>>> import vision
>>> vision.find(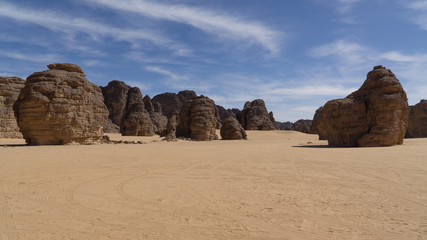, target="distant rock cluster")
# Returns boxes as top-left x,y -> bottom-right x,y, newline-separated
2,63 -> 426,146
